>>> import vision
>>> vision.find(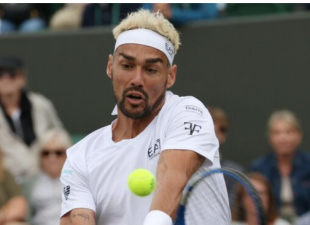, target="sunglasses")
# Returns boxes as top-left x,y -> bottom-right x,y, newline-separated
0,69 -> 17,78
41,149 -> 66,158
